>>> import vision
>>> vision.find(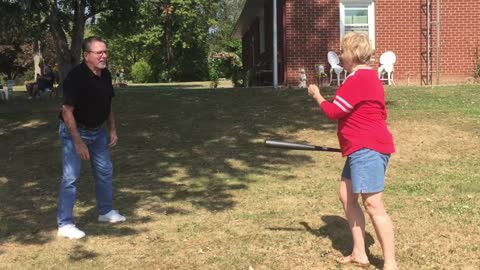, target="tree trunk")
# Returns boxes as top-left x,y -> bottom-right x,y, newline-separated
159,1 -> 174,66
47,0 -> 86,90
33,40 -> 43,78
70,0 -> 87,64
